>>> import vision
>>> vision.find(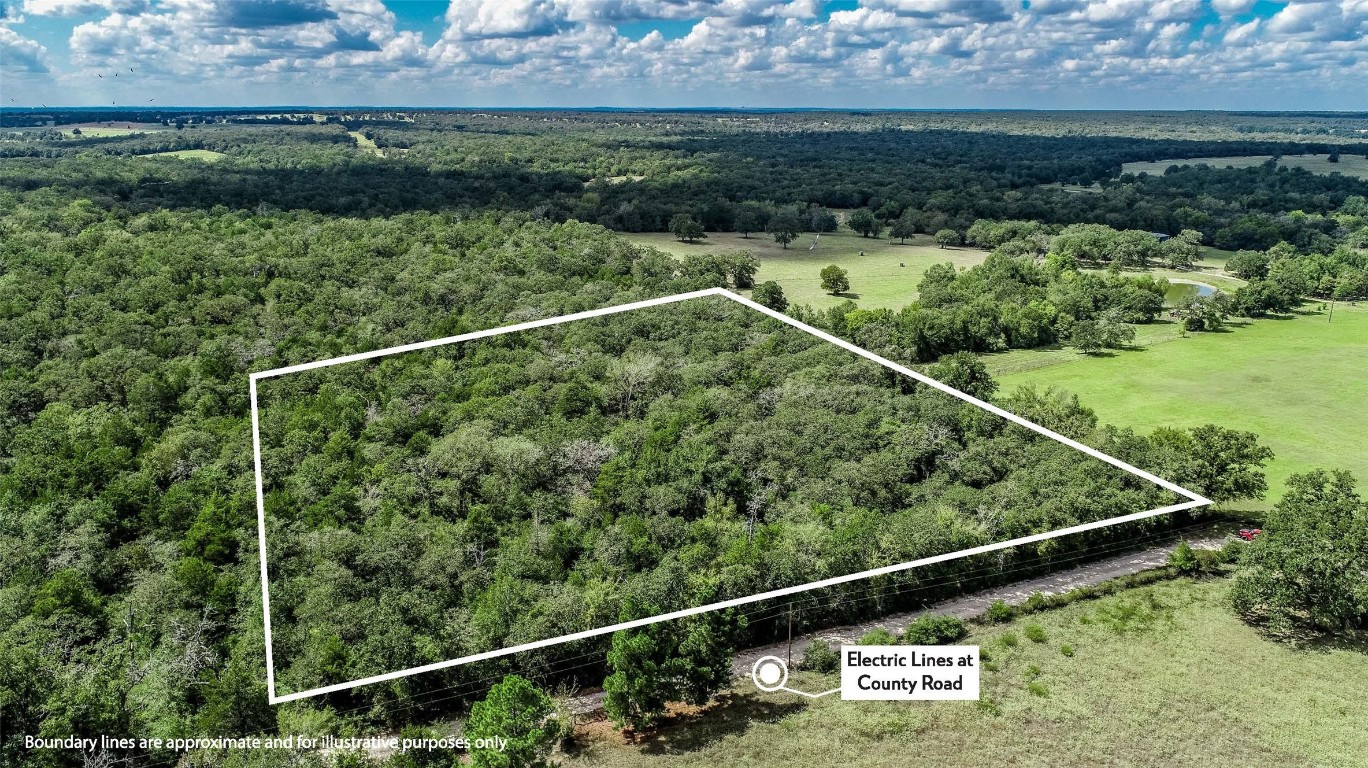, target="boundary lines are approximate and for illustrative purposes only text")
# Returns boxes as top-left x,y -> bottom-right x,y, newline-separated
249,287 -> 1212,704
